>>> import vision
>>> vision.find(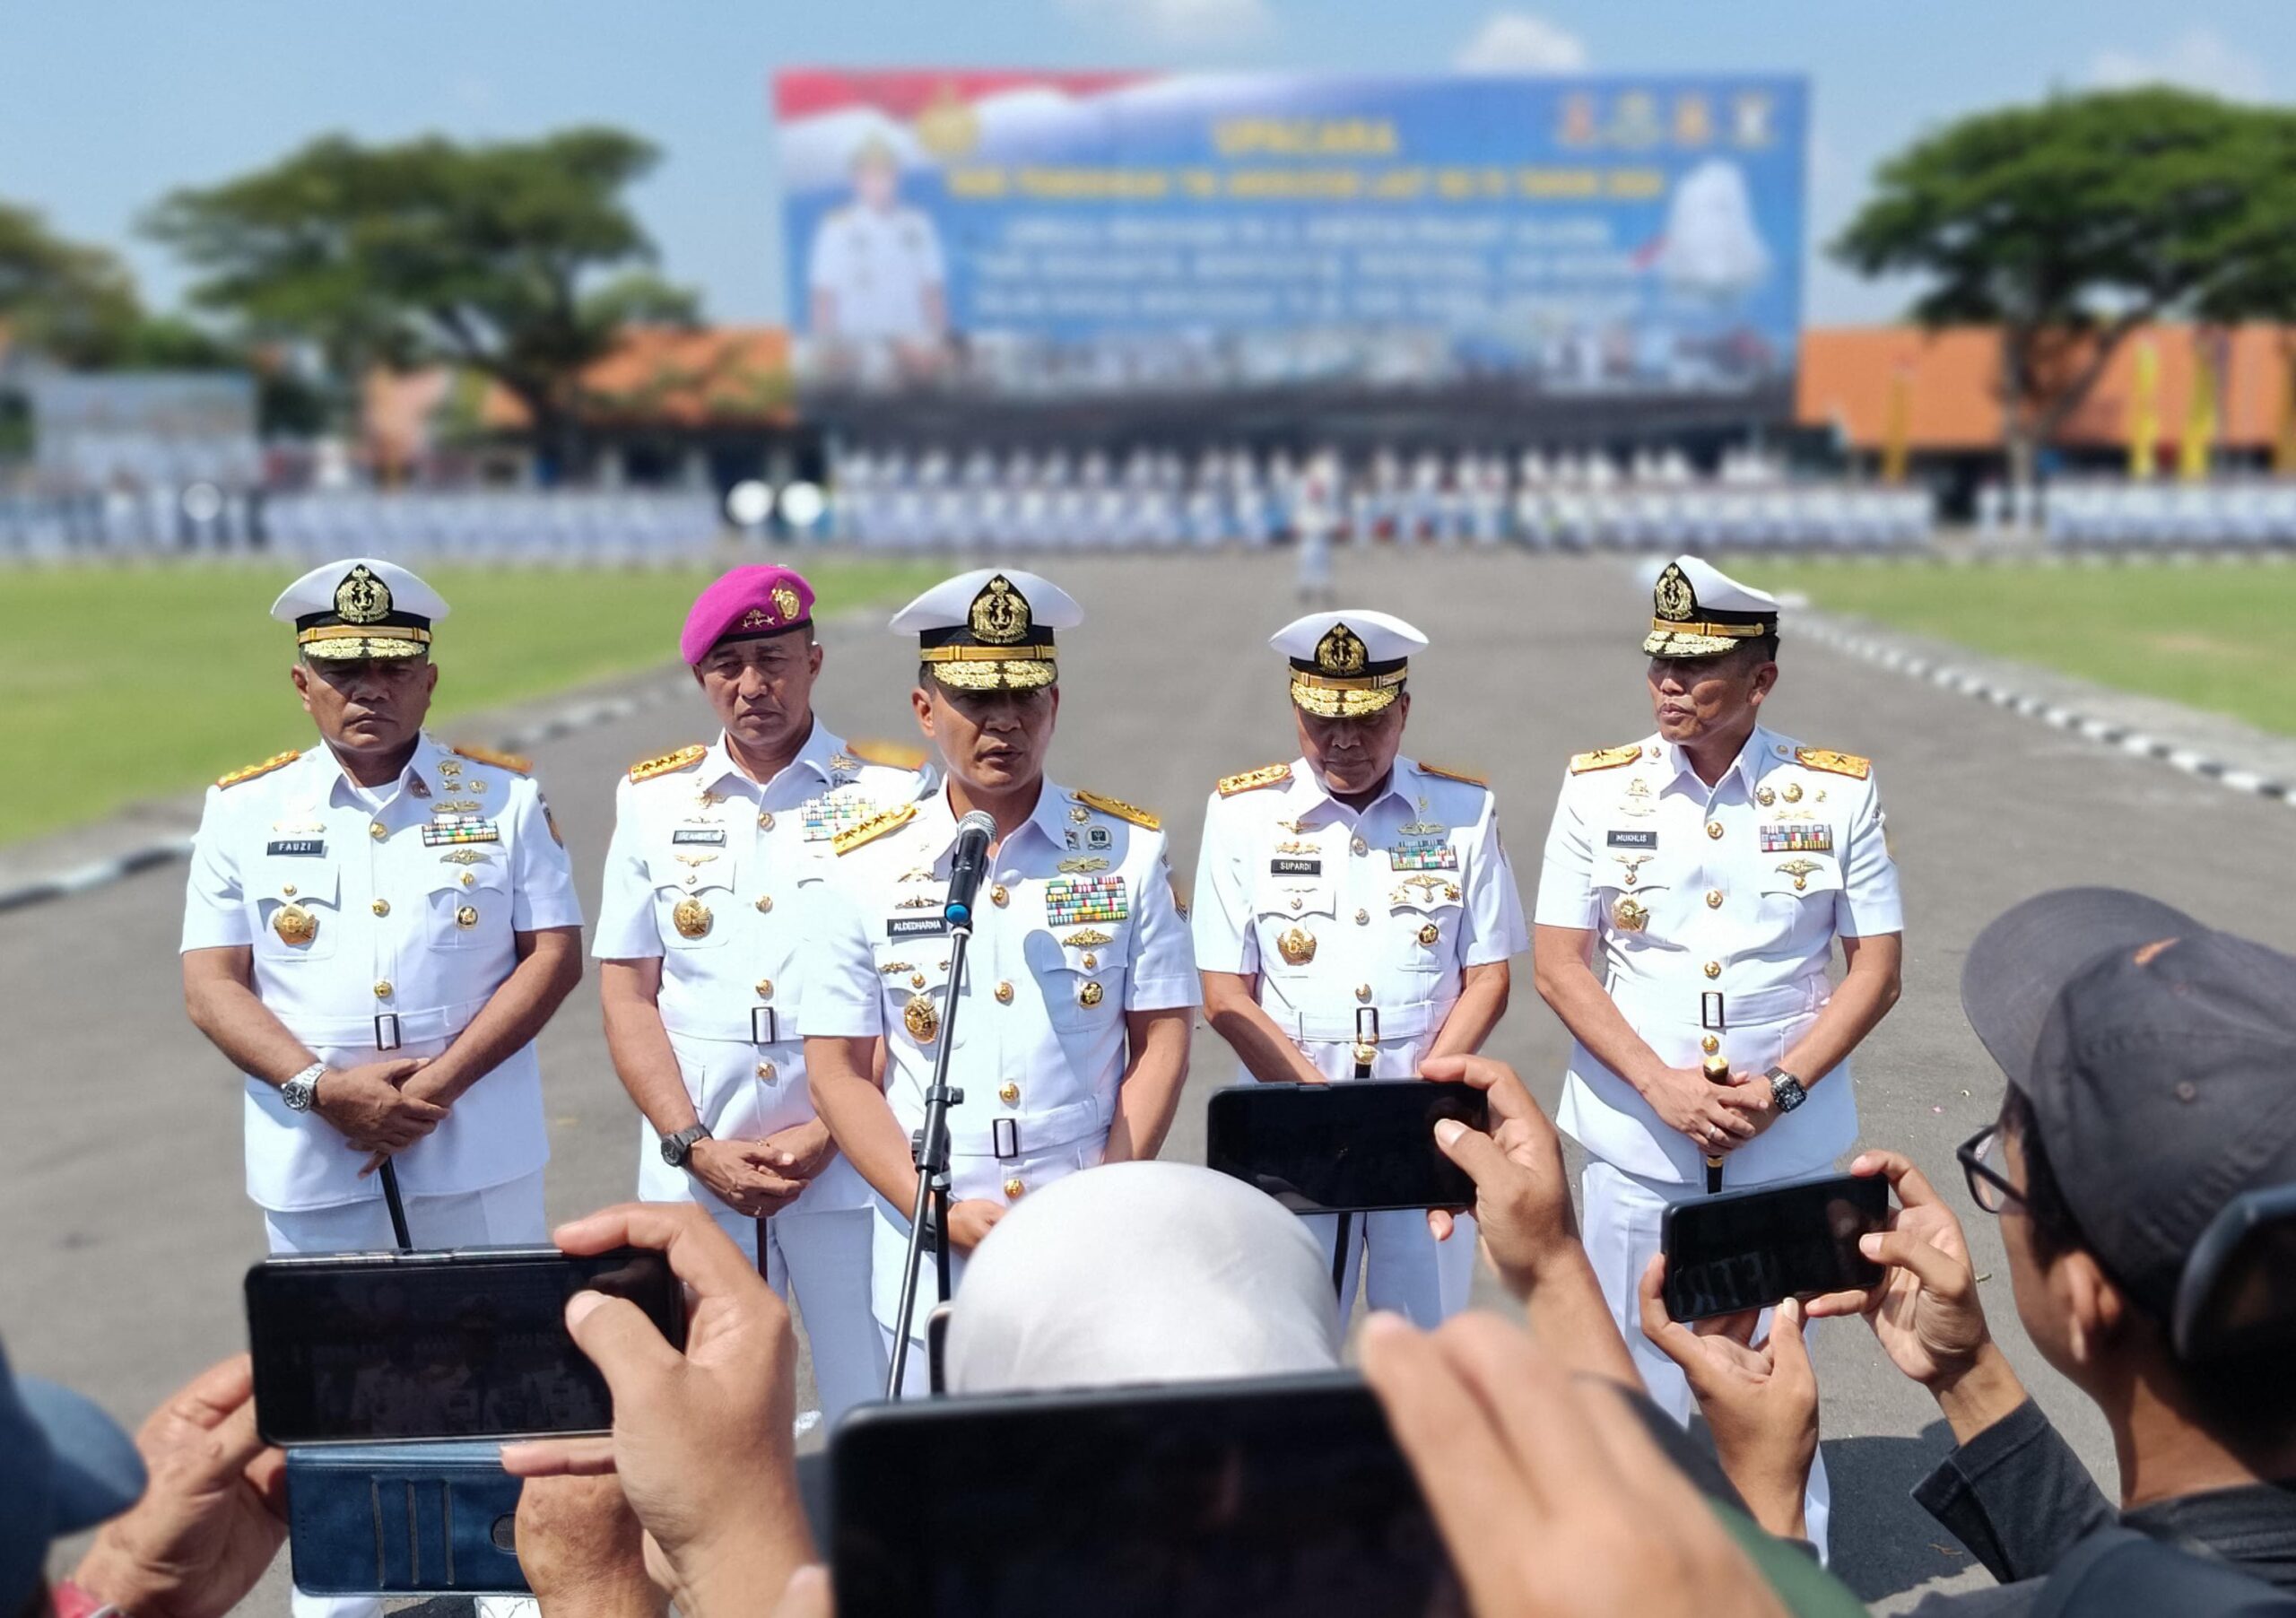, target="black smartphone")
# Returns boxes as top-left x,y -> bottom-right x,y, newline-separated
830,1372 -> 1462,1618
1205,1081 -> 1488,1214
1661,1172 -> 1890,1322
247,1246 -> 685,1445
285,1442 -> 528,1595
